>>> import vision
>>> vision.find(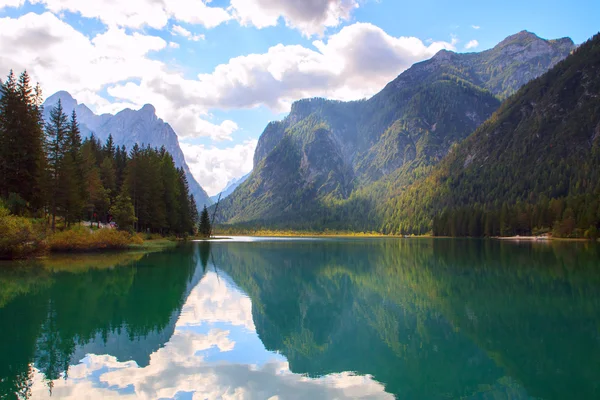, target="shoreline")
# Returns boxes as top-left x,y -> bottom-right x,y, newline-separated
213,231 -> 597,242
